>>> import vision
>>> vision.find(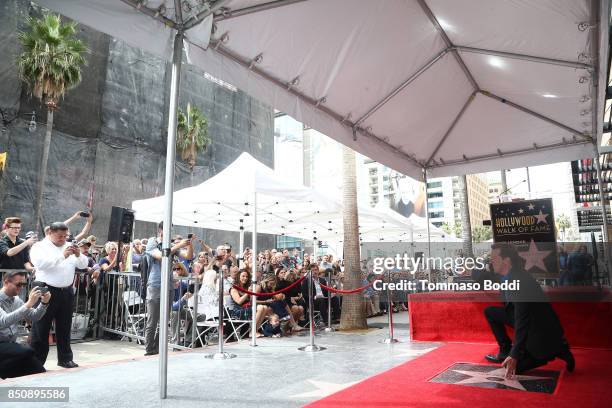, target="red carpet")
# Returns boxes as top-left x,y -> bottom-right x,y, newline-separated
307,343 -> 612,408
408,289 -> 612,349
